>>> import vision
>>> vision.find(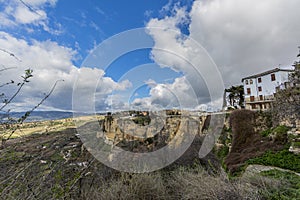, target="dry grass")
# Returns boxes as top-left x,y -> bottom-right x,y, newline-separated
0,127 -> 291,200
82,172 -> 168,200
1,112 -> 295,199
82,166 -> 262,200
167,167 -> 260,200
0,115 -> 104,139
